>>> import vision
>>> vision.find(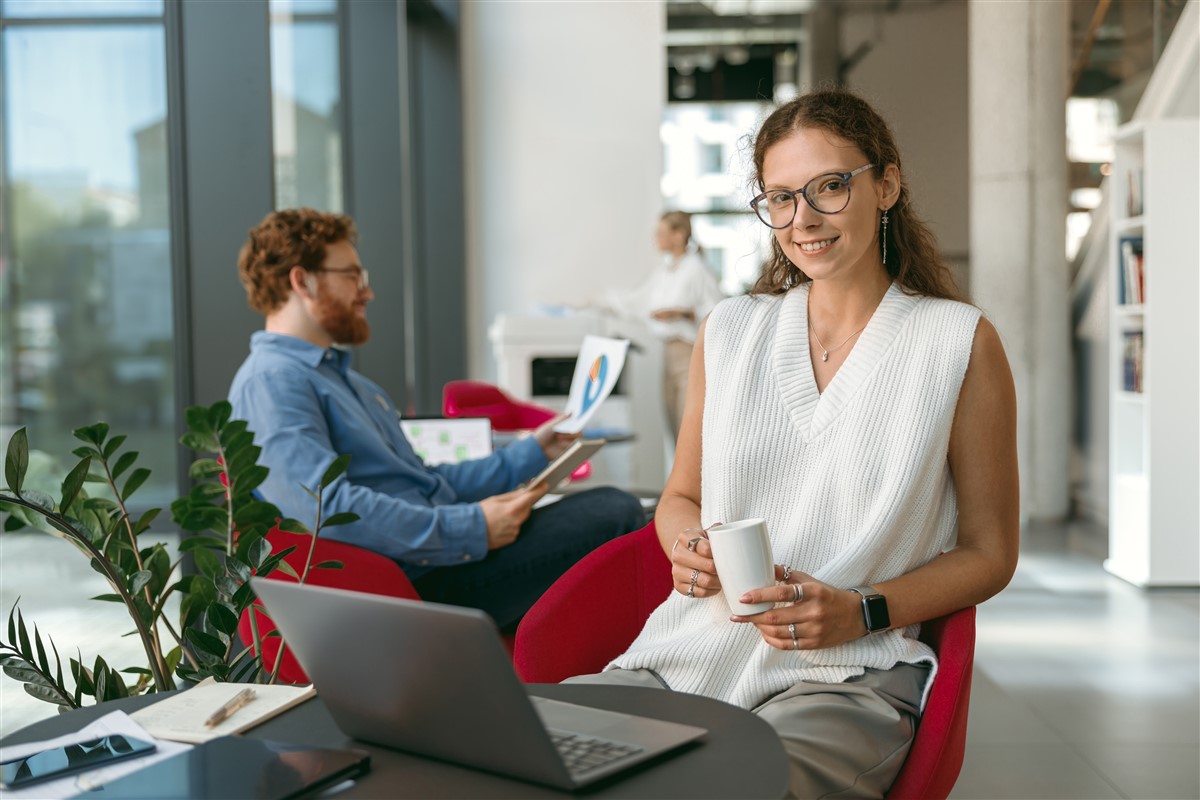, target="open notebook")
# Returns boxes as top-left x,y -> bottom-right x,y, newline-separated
129,678 -> 316,743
